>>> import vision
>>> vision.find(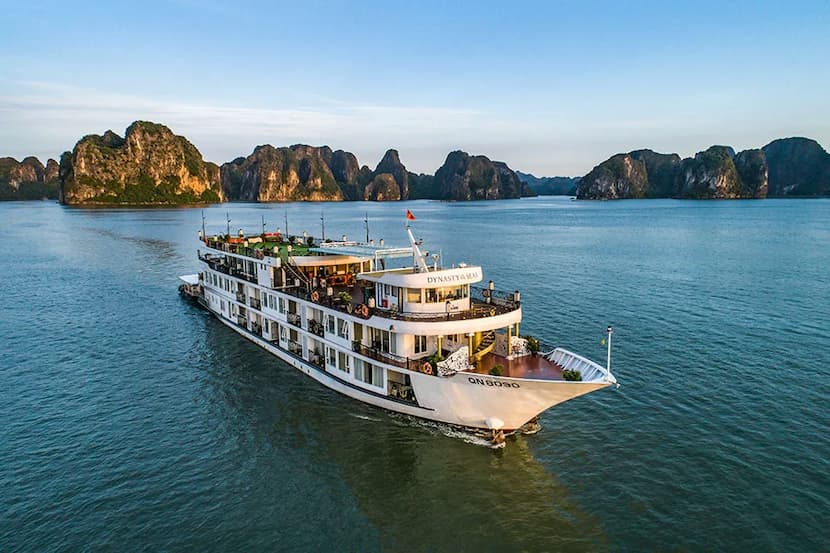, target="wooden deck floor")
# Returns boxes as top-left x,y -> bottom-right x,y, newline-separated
469,352 -> 565,381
